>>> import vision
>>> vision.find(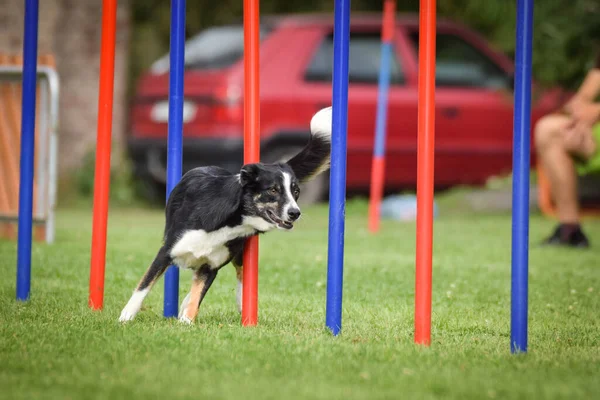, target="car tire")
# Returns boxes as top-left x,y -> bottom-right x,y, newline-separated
263,145 -> 328,206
